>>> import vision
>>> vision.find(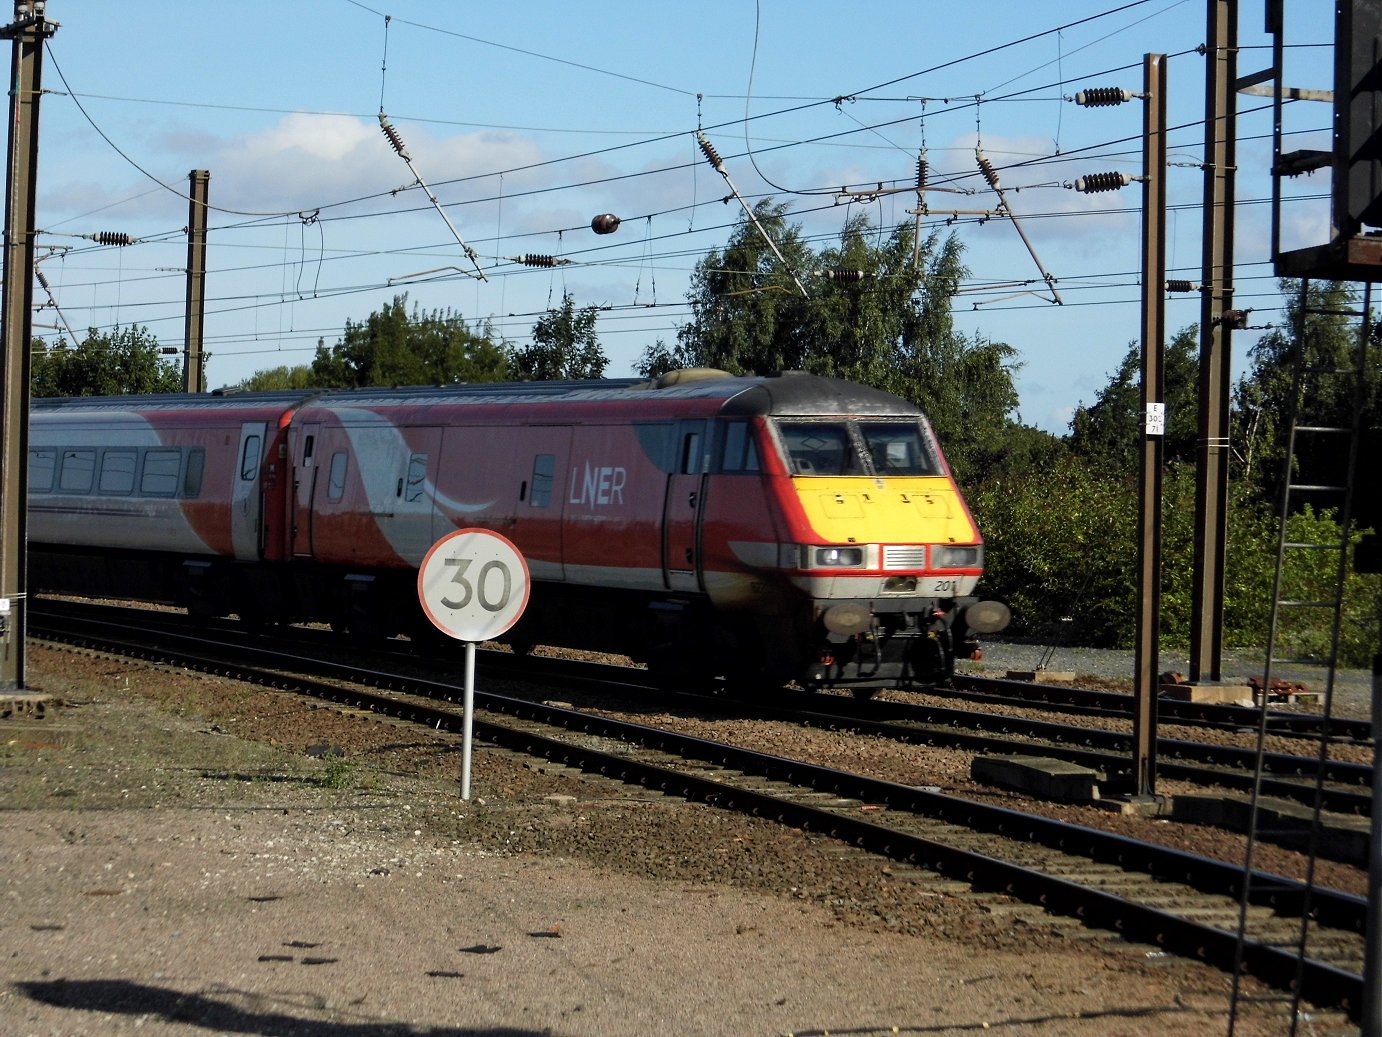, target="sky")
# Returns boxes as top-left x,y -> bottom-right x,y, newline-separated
26,0 -> 1339,433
